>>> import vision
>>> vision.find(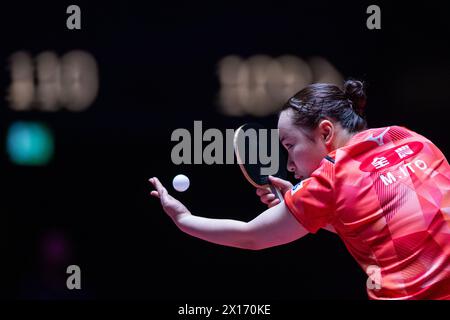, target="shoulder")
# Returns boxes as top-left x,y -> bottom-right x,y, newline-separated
328,125 -> 441,178
349,125 -> 429,145
333,126 -> 430,161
